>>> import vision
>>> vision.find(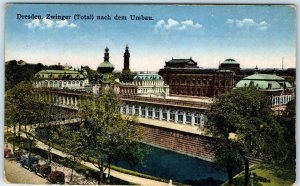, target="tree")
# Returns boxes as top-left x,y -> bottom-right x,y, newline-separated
205,93 -> 244,185
5,60 -> 44,91
55,125 -> 85,183
274,98 -> 296,167
79,90 -> 143,185
81,65 -> 103,84
205,87 -> 282,185
119,72 -> 136,83
5,81 -> 48,156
